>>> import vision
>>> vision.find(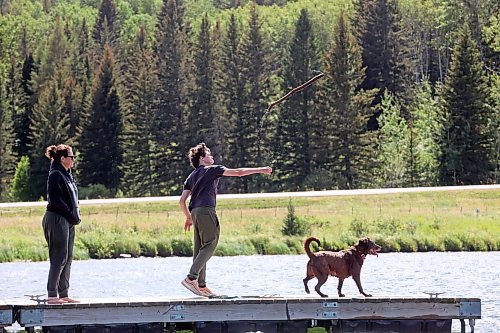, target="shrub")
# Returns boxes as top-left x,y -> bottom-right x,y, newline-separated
79,184 -> 113,199
443,236 -> 463,251
156,240 -> 173,257
139,239 -> 158,257
482,237 -> 498,251
80,233 -> 115,259
376,218 -> 404,235
14,243 -> 48,261
396,236 -> 418,252
73,245 -> 90,260
281,199 -> 310,236
320,238 -> 346,251
9,156 -> 33,202
0,246 -> 14,263
215,239 -> 255,256
372,236 -> 400,252
350,218 -> 368,237
416,236 -> 445,252
458,235 -> 488,251
303,168 -> 337,190
431,218 -> 441,230
284,238 -> 303,254
266,241 -> 291,255
250,236 -> 271,254
339,232 -> 357,247
405,220 -> 418,235
171,237 -> 193,256
113,237 -> 141,258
